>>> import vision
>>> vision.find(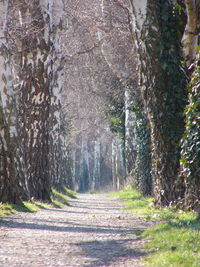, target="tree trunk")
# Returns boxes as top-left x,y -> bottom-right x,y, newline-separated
129,0 -> 187,205
79,138 -> 90,192
92,140 -> 101,191
180,52 -> 200,209
124,85 -> 137,176
0,100 -> 21,203
182,0 -> 199,66
179,0 -> 200,209
46,0 -> 72,190
0,1 -> 24,203
0,0 -> 73,202
112,136 -> 126,190
10,0 -> 52,201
